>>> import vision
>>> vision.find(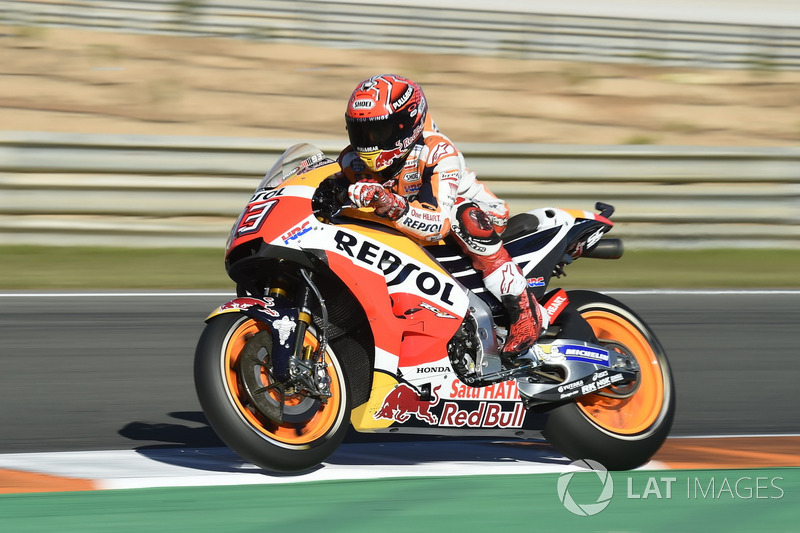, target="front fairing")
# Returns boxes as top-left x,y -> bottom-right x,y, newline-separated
224,144 -> 469,371
226,143 -> 336,256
